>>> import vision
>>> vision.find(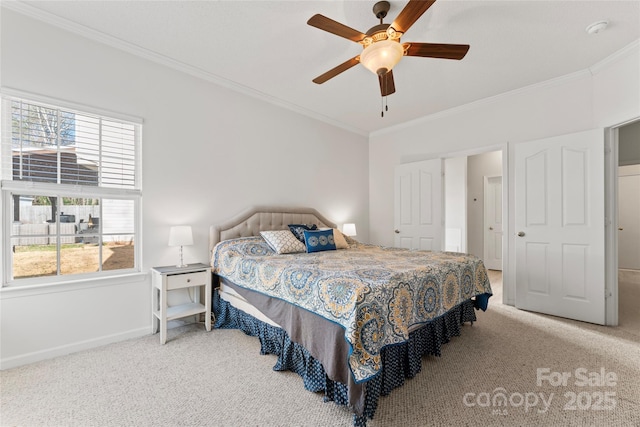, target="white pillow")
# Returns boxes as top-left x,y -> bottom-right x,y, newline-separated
260,230 -> 306,254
